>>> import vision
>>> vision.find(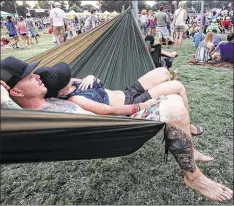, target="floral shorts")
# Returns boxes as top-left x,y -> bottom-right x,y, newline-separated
130,96 -> 167,122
